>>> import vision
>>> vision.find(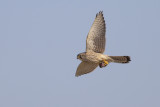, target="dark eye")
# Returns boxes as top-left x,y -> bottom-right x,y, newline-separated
79,55 -> 82,59
77,54 -> 82,59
